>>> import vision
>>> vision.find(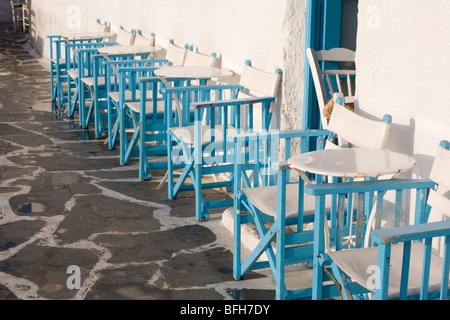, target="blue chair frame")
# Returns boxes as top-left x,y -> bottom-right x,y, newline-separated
163,61 -> 282,221
231,129 -> 329,300
104,60 -> 167,160
64,41 -> 116,121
